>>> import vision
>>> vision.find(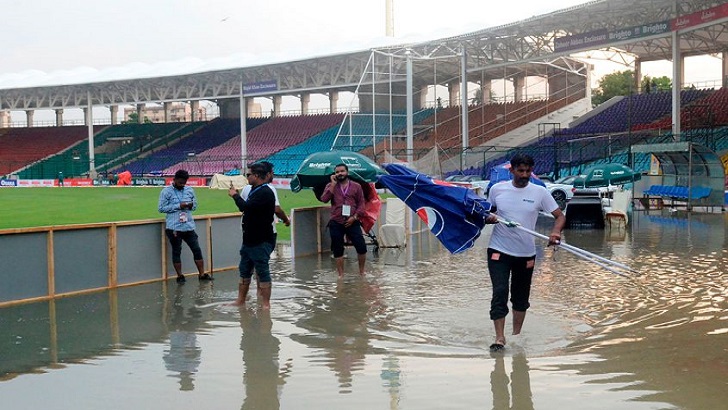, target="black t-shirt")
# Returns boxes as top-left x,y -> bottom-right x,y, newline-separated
231,184 -> 275,246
